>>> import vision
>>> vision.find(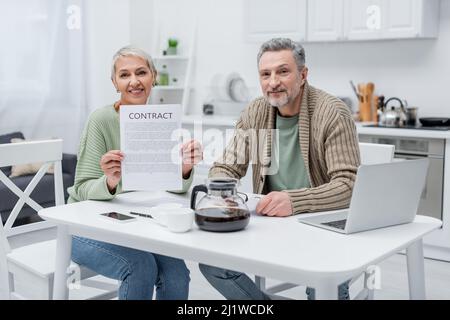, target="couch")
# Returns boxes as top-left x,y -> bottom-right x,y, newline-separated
0,132 -> 77,225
